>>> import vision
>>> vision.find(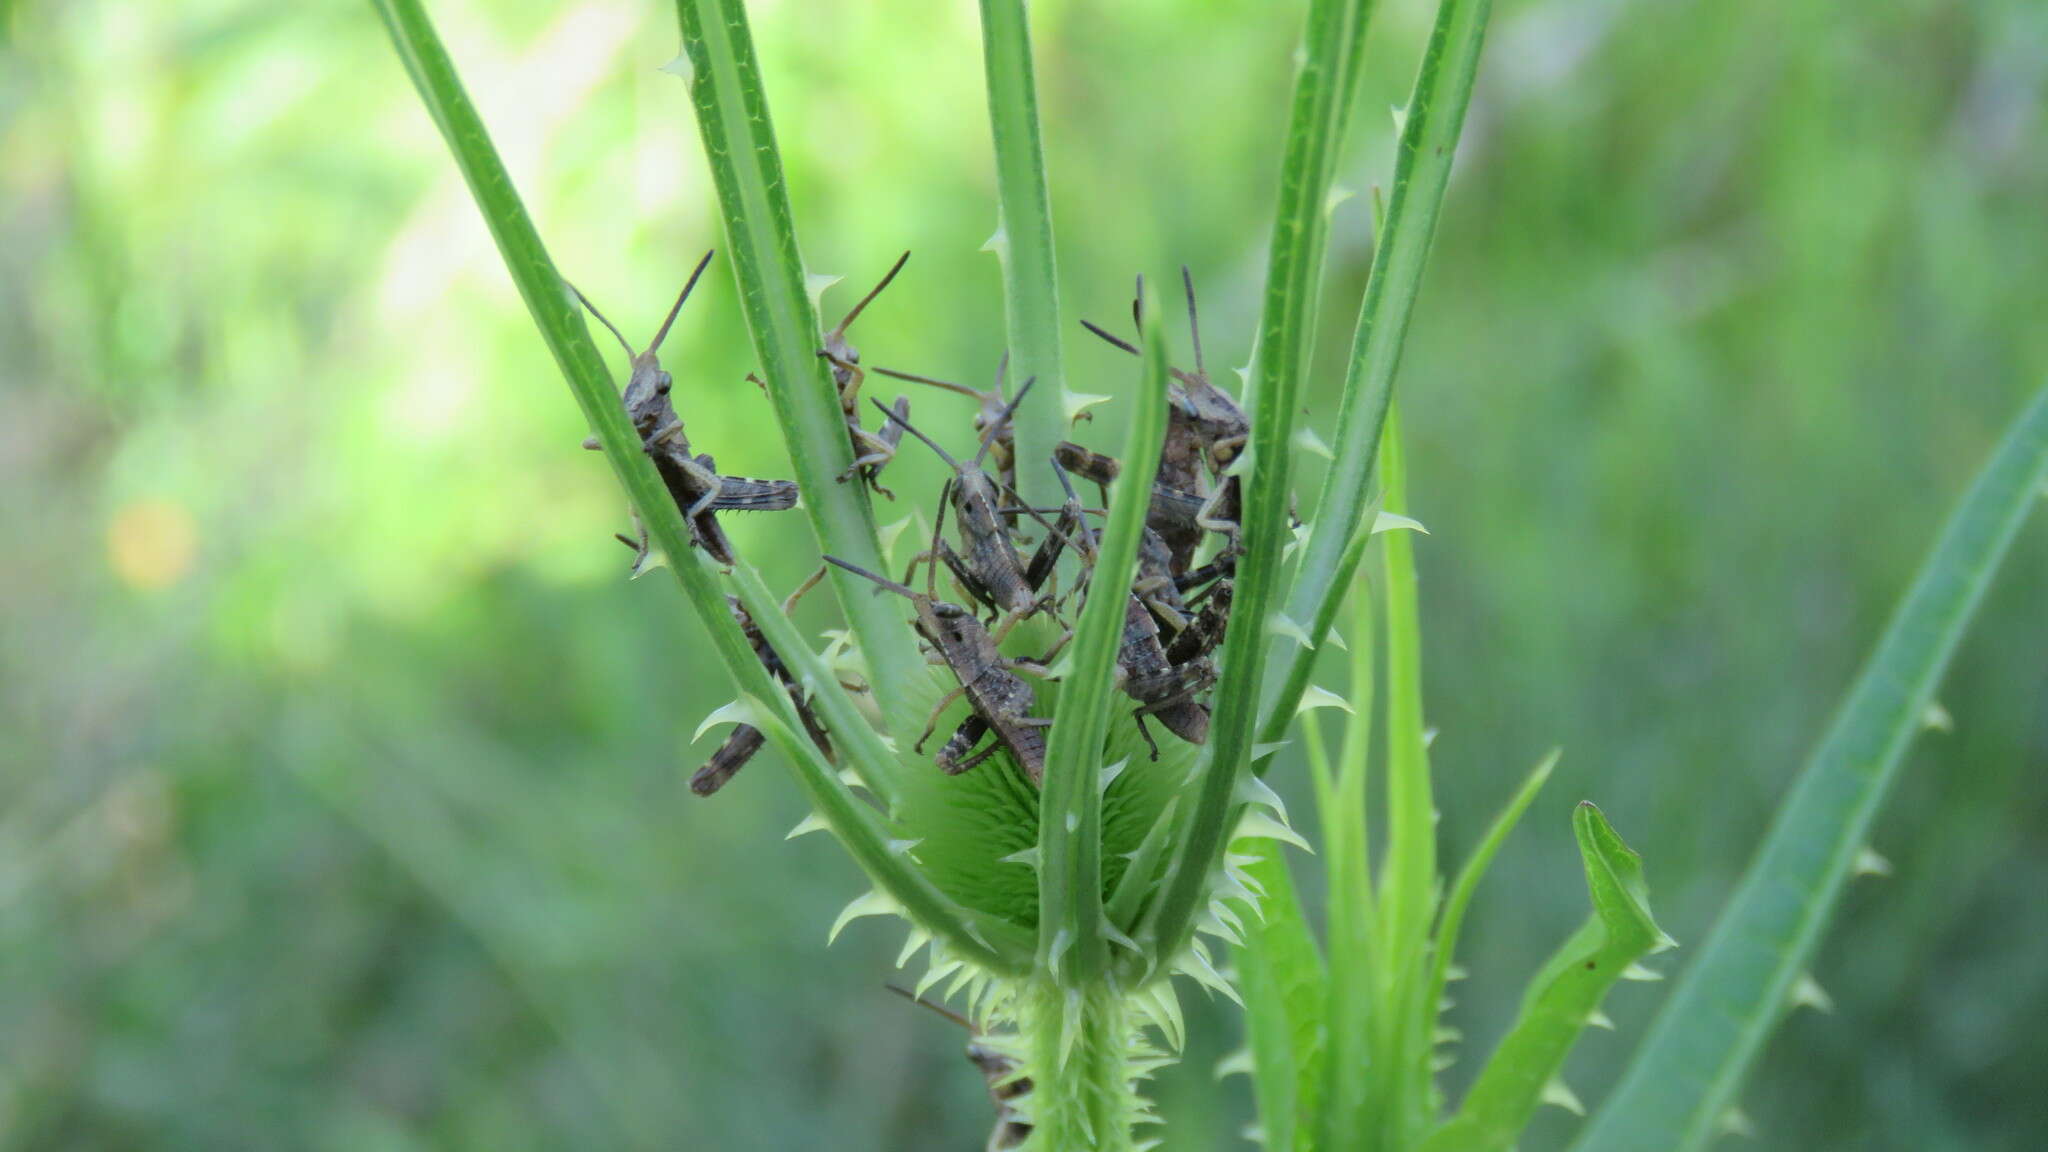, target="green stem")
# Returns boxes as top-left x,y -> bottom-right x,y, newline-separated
1038,287 -> 1170,985
1263,0 -> 1494,742
1142,0 -> 1376,973
976,0 -> 1066,509
670,0 -> 925,758
370,0 -> 769,754
1020,978 -> 1142,1152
